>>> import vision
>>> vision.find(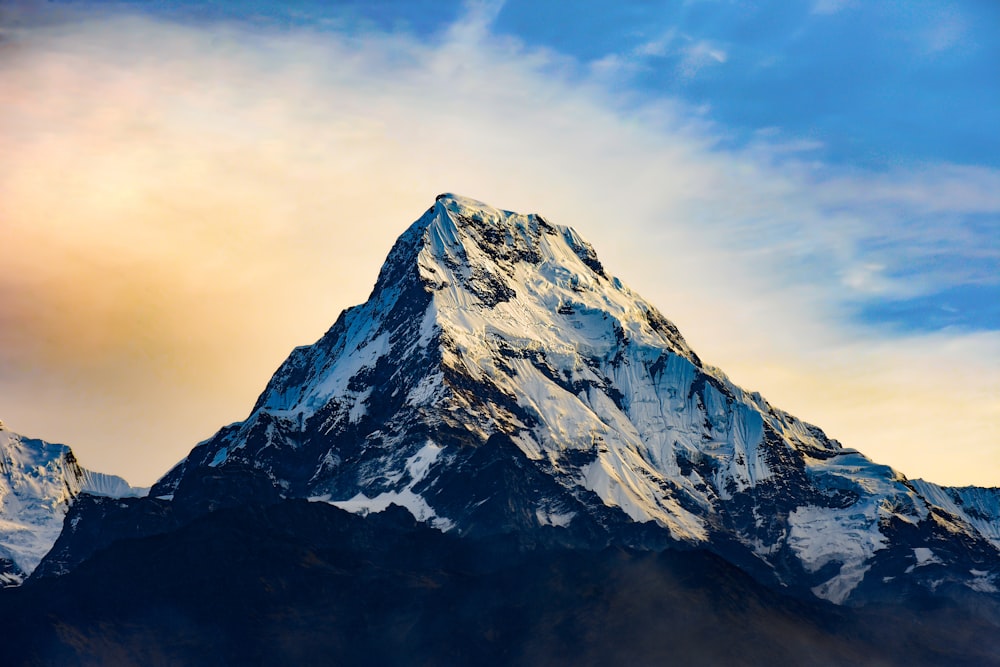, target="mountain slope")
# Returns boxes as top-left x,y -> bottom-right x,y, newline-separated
7,500 -> 1000,667
0,422 -> 146,585
39,195 -> 1000,605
